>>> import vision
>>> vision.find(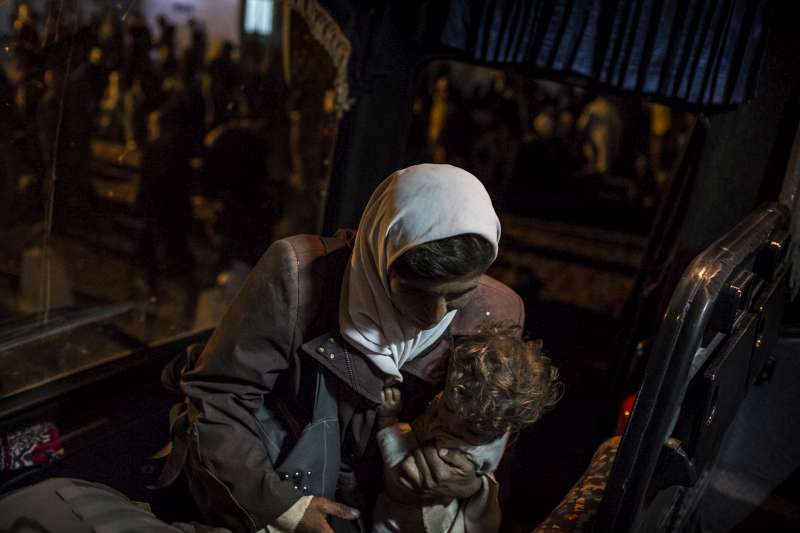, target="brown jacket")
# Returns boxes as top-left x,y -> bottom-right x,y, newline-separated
179,233 -> 524,531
